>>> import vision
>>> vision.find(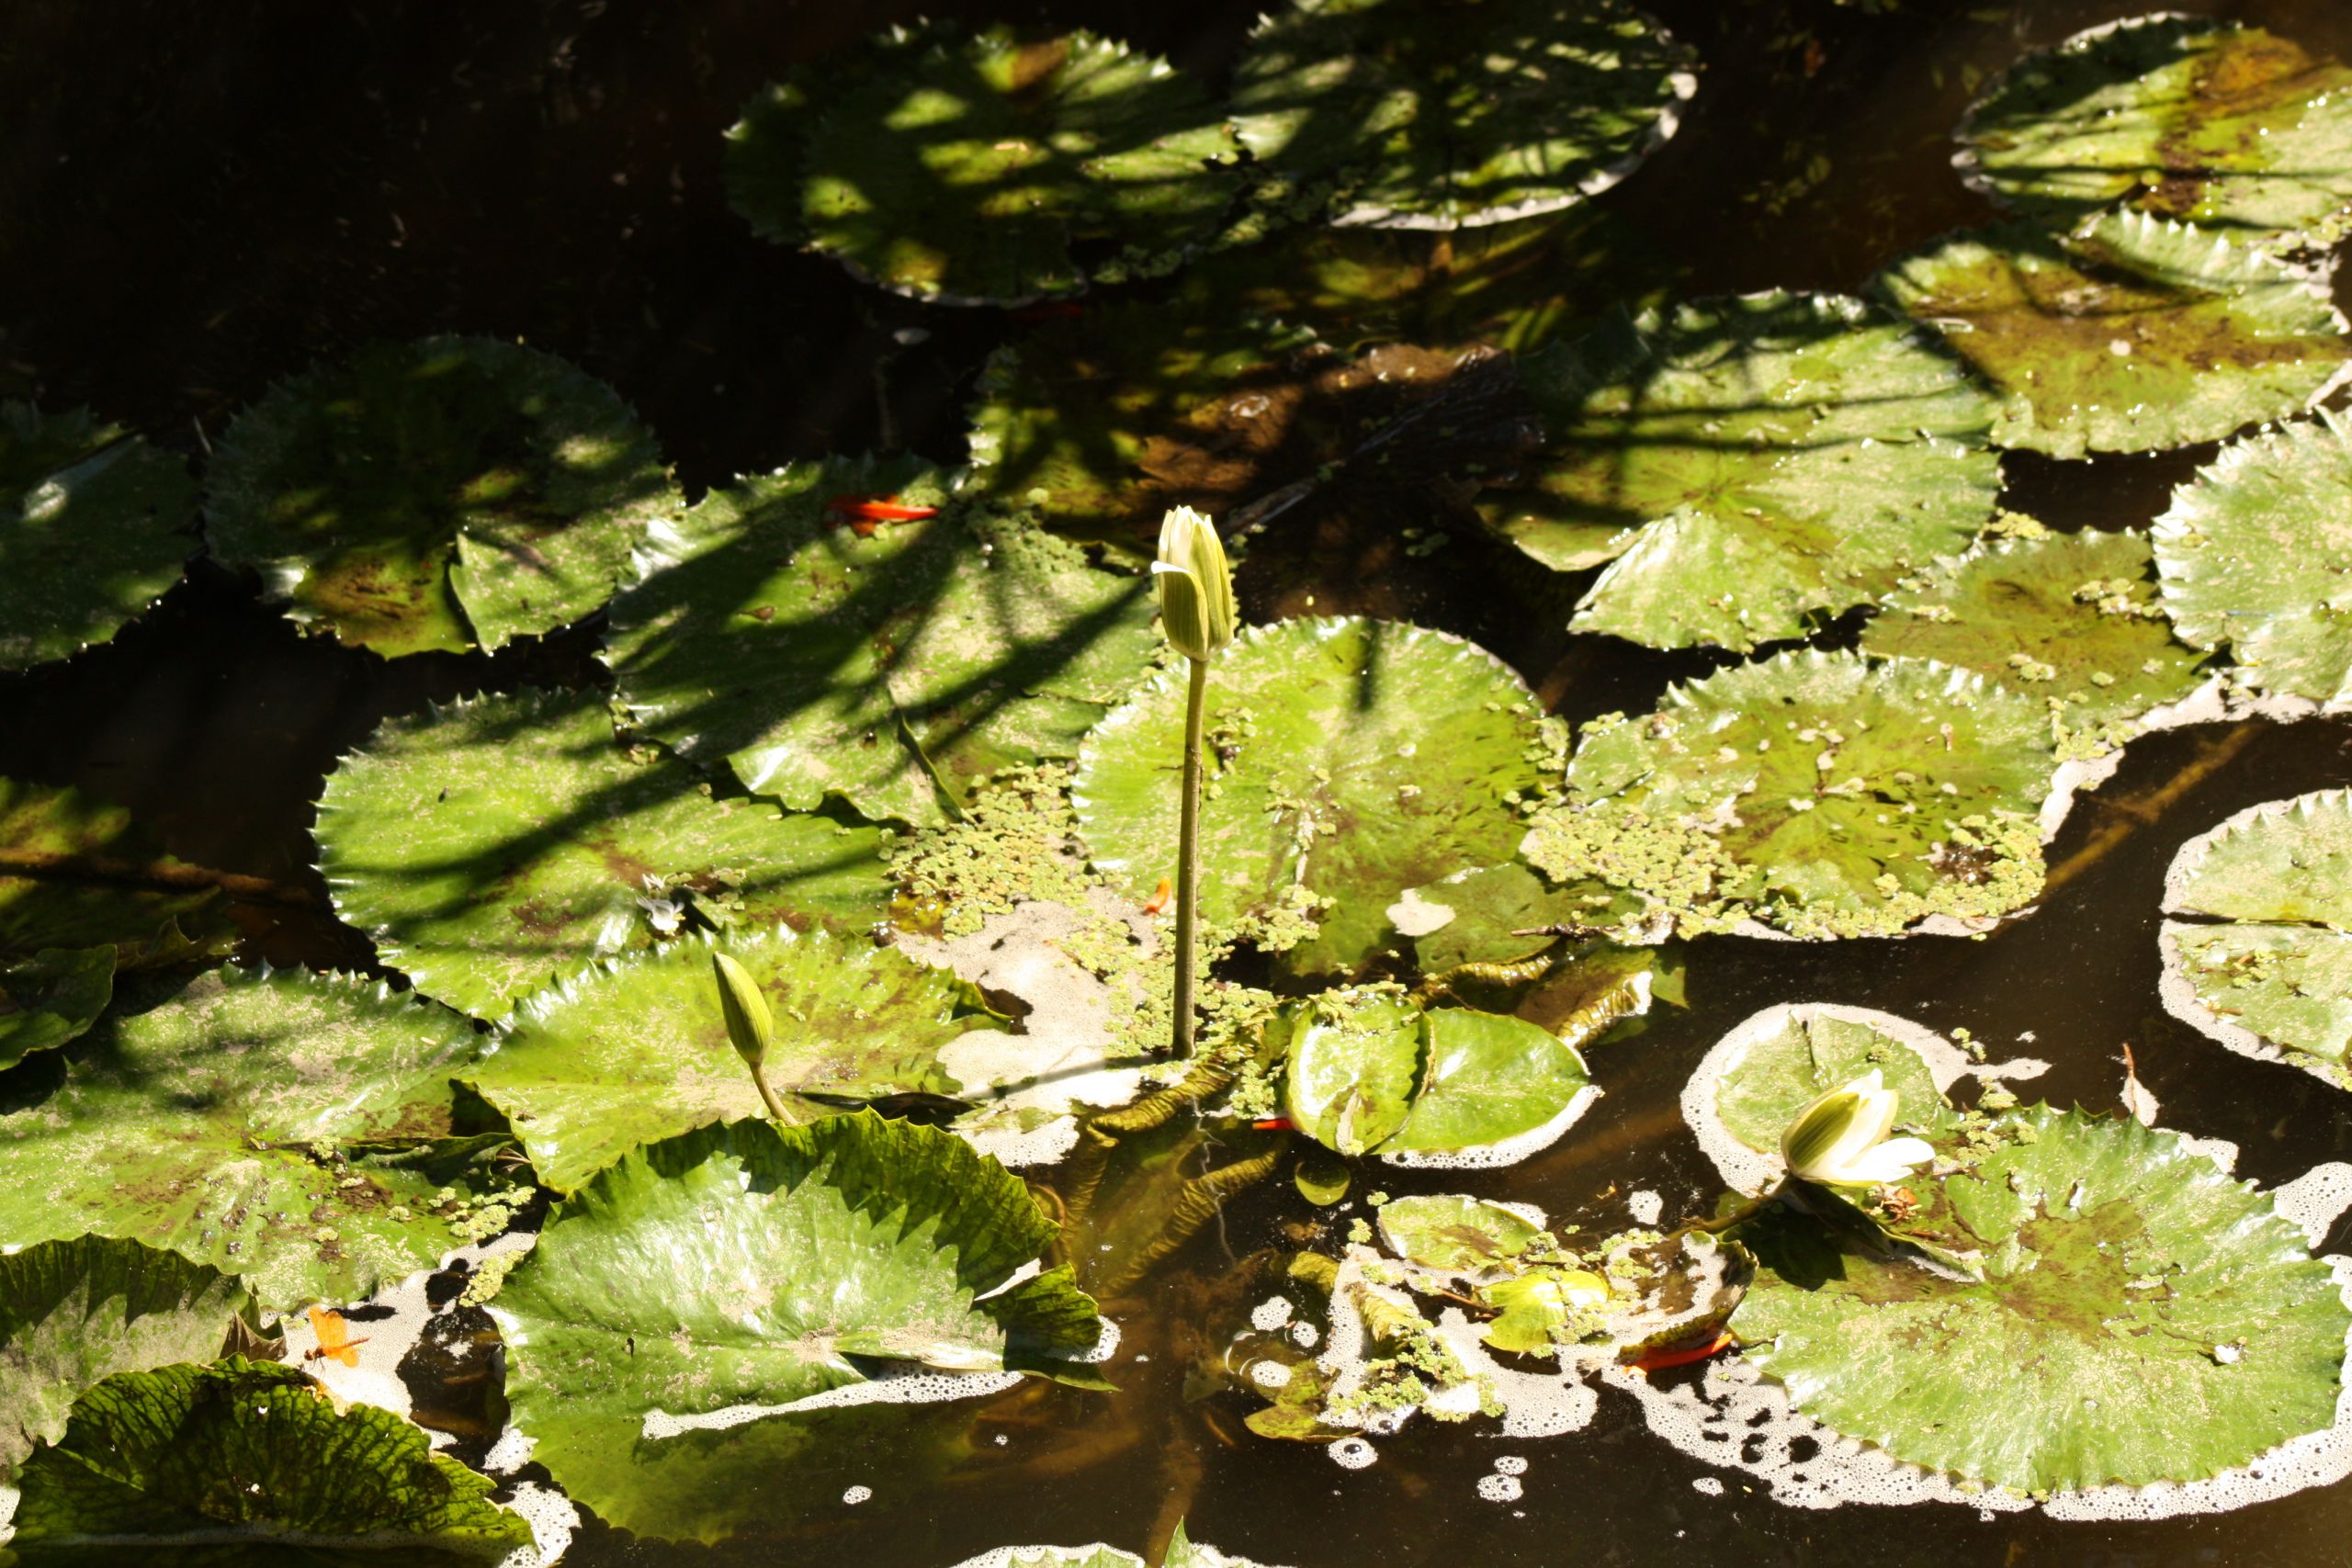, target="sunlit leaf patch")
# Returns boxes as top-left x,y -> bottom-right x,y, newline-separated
1231,0 -> 1697,231
1073,616 -> 1552,975
2162,789 -> 2352,1090
2154,412 -> 2352,709
491,1112 -> 1102,1543
1875,211 -> 2352,457
0,405 -> 195,673
1959,15 -> 2352,251
316,688 -> 891,1021
606,457 -> 1159,829
206,335 -> 681,657
1476,291 -> 2000,652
